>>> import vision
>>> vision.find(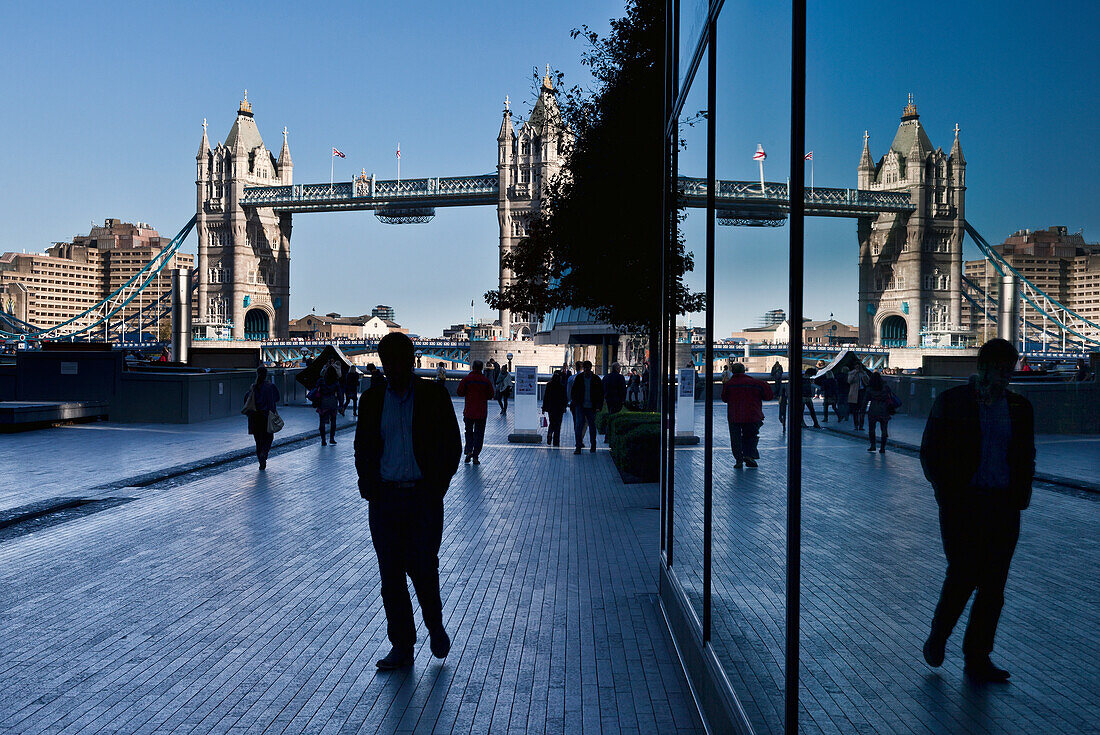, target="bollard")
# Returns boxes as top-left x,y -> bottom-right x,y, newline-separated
171,266 -> 192,363
997,275 -> 1018,348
